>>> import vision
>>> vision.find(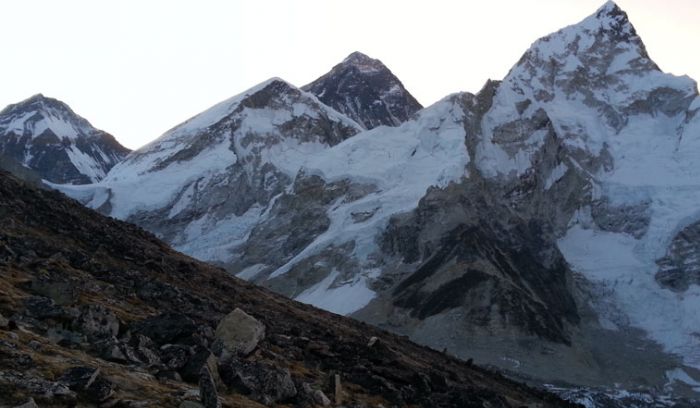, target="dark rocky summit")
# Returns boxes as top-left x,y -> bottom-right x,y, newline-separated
0,170 -> 575,407
303,52 -> 423,129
